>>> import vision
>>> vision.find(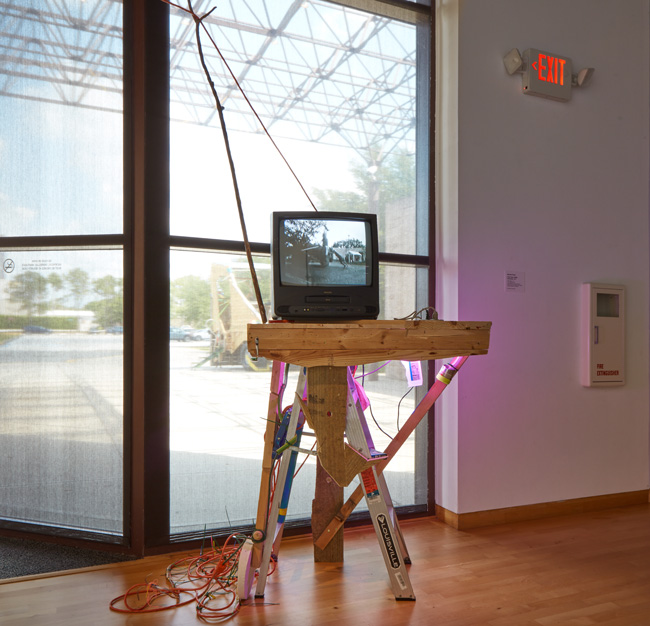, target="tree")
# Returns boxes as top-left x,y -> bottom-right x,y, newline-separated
312,148 -> 415,218
85,275 -> 123,328
311,189 -> 365,214
332,238 -> 363,249
47,272 -> 65,308
92,275 -> 122,299
66,268 -> 90,309
170,275 -> 211,327
281,219 -> 326,250
8,271 -> 49,315
311,149 -> 415,256
352,149 -> 415,209
85,296 -> 123,328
